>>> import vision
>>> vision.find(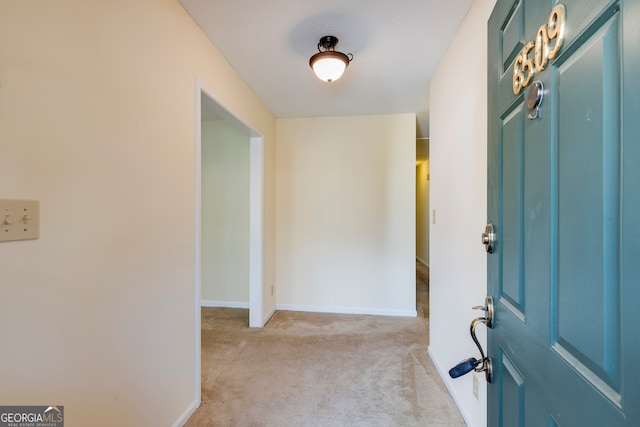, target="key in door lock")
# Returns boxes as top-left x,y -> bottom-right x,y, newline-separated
482,223 -> 496,253
449,296 -> 494,383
